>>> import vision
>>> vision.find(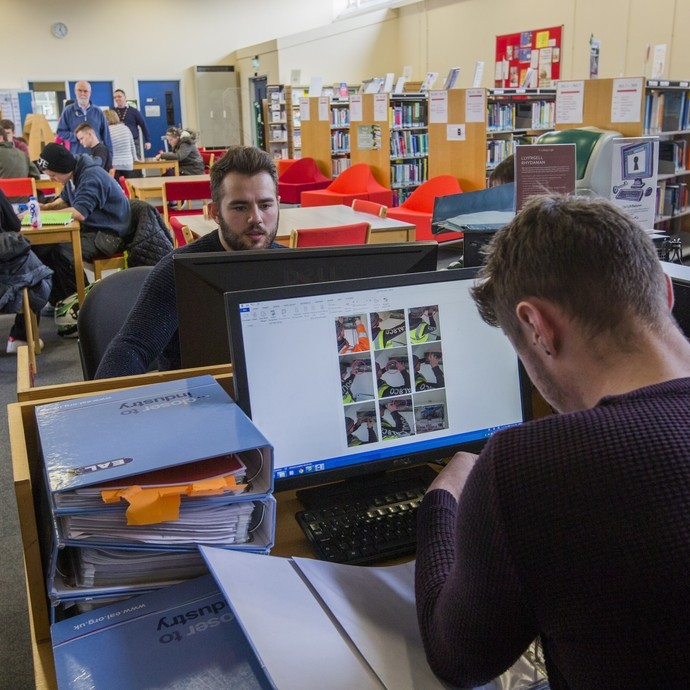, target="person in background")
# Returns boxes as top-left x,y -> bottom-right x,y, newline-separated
112,89 -> 151,156
33,143 -> 130,319
57,81 -> 112,156
155,127 -> 204,176
95,146 -> 283,378
489,154 -> 515,186
0,119 -> 29,156
104,109 -> 137,179
0,128 -> 40,186
415,194 -> 690,689
74,123 -> 113,171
